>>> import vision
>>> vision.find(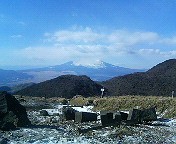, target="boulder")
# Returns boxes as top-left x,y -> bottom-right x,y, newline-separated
0,94 -> 7,114
0,91 -> 31,130
0,111 -> 17,131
